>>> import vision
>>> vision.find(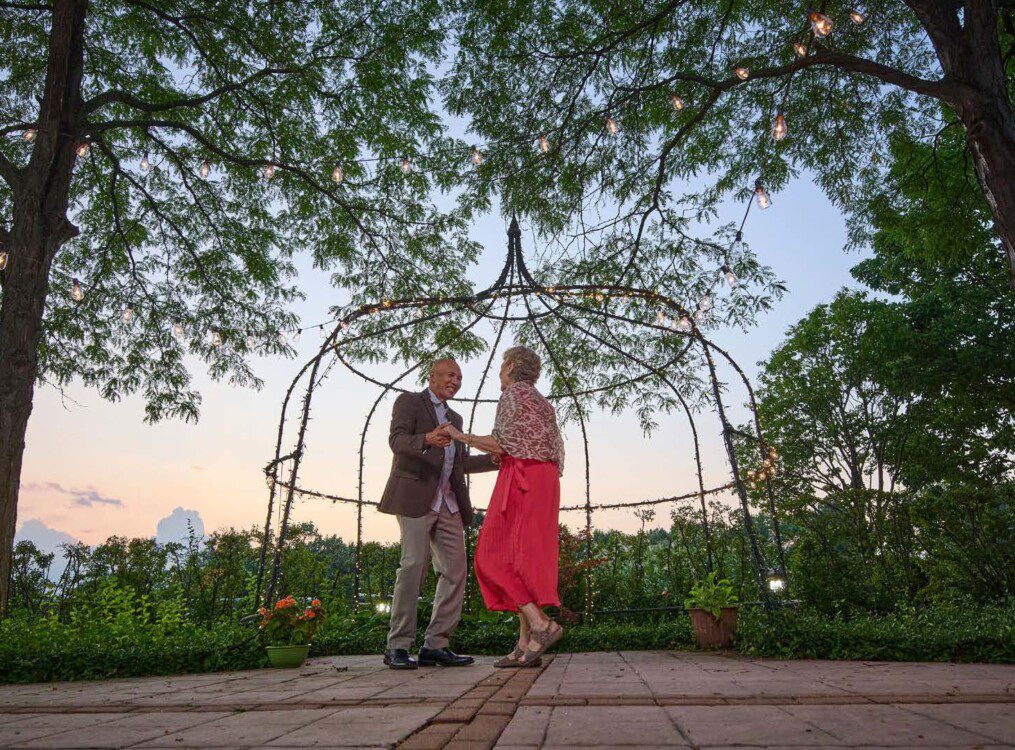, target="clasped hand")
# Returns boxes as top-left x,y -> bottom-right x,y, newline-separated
424,421 -> 462,448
